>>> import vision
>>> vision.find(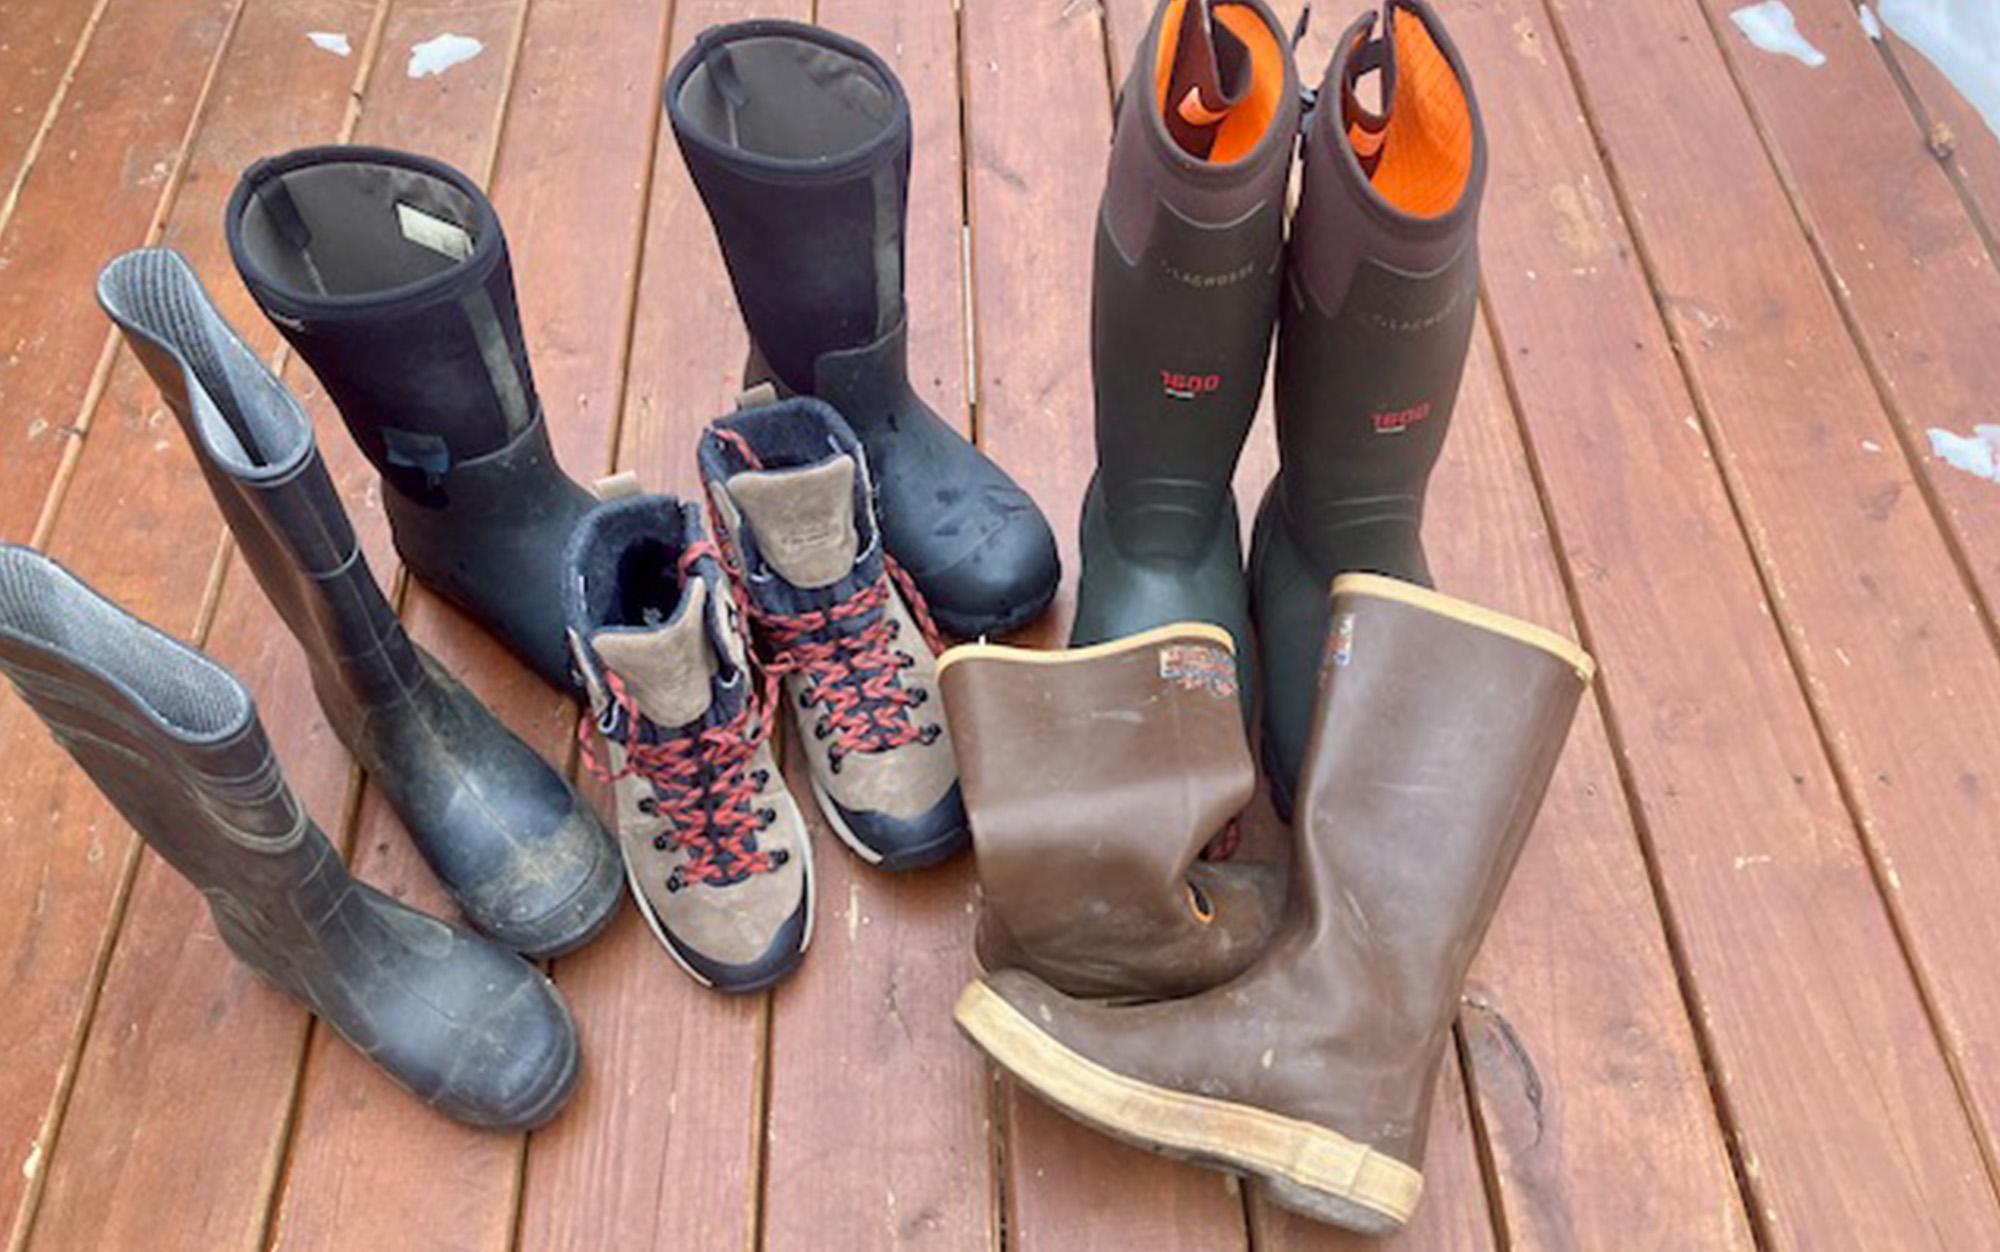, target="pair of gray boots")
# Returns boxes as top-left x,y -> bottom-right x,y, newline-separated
0,250 -> 626,1129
